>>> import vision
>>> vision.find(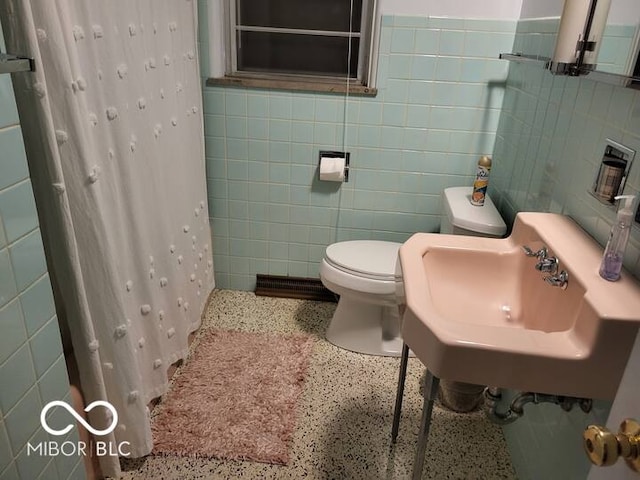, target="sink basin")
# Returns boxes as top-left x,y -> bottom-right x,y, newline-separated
399,212 -> 640,399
